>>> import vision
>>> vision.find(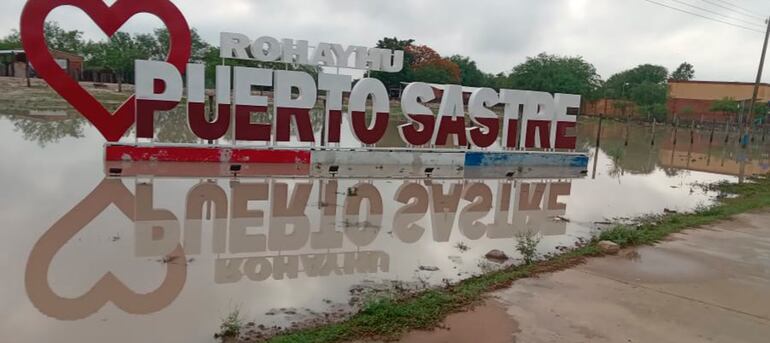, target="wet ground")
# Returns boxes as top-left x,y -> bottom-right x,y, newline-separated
407,210 -> 770,343
1,82 -> 769,342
